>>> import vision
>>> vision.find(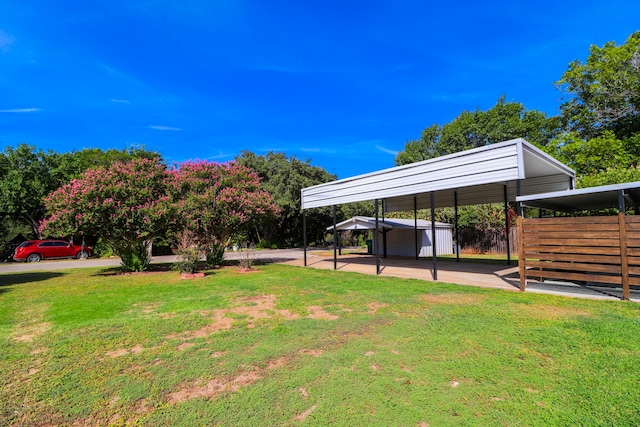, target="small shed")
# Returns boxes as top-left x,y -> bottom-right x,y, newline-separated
327,216 -> 453,257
